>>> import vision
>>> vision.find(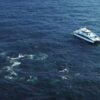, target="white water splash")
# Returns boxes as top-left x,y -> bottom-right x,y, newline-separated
7,53 -> 48,61
36,53 -> 48,61
27,76 -> 38,82
0,52 -> 48,80
61,76 -> 68,80
7,54 -> 26,63
4,65 -> 18,80
4,75 -> 14,80
26,54 -> 35,60
59,68 -> 69,73
11,61 -> 21,67
3,60 -> 21,80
